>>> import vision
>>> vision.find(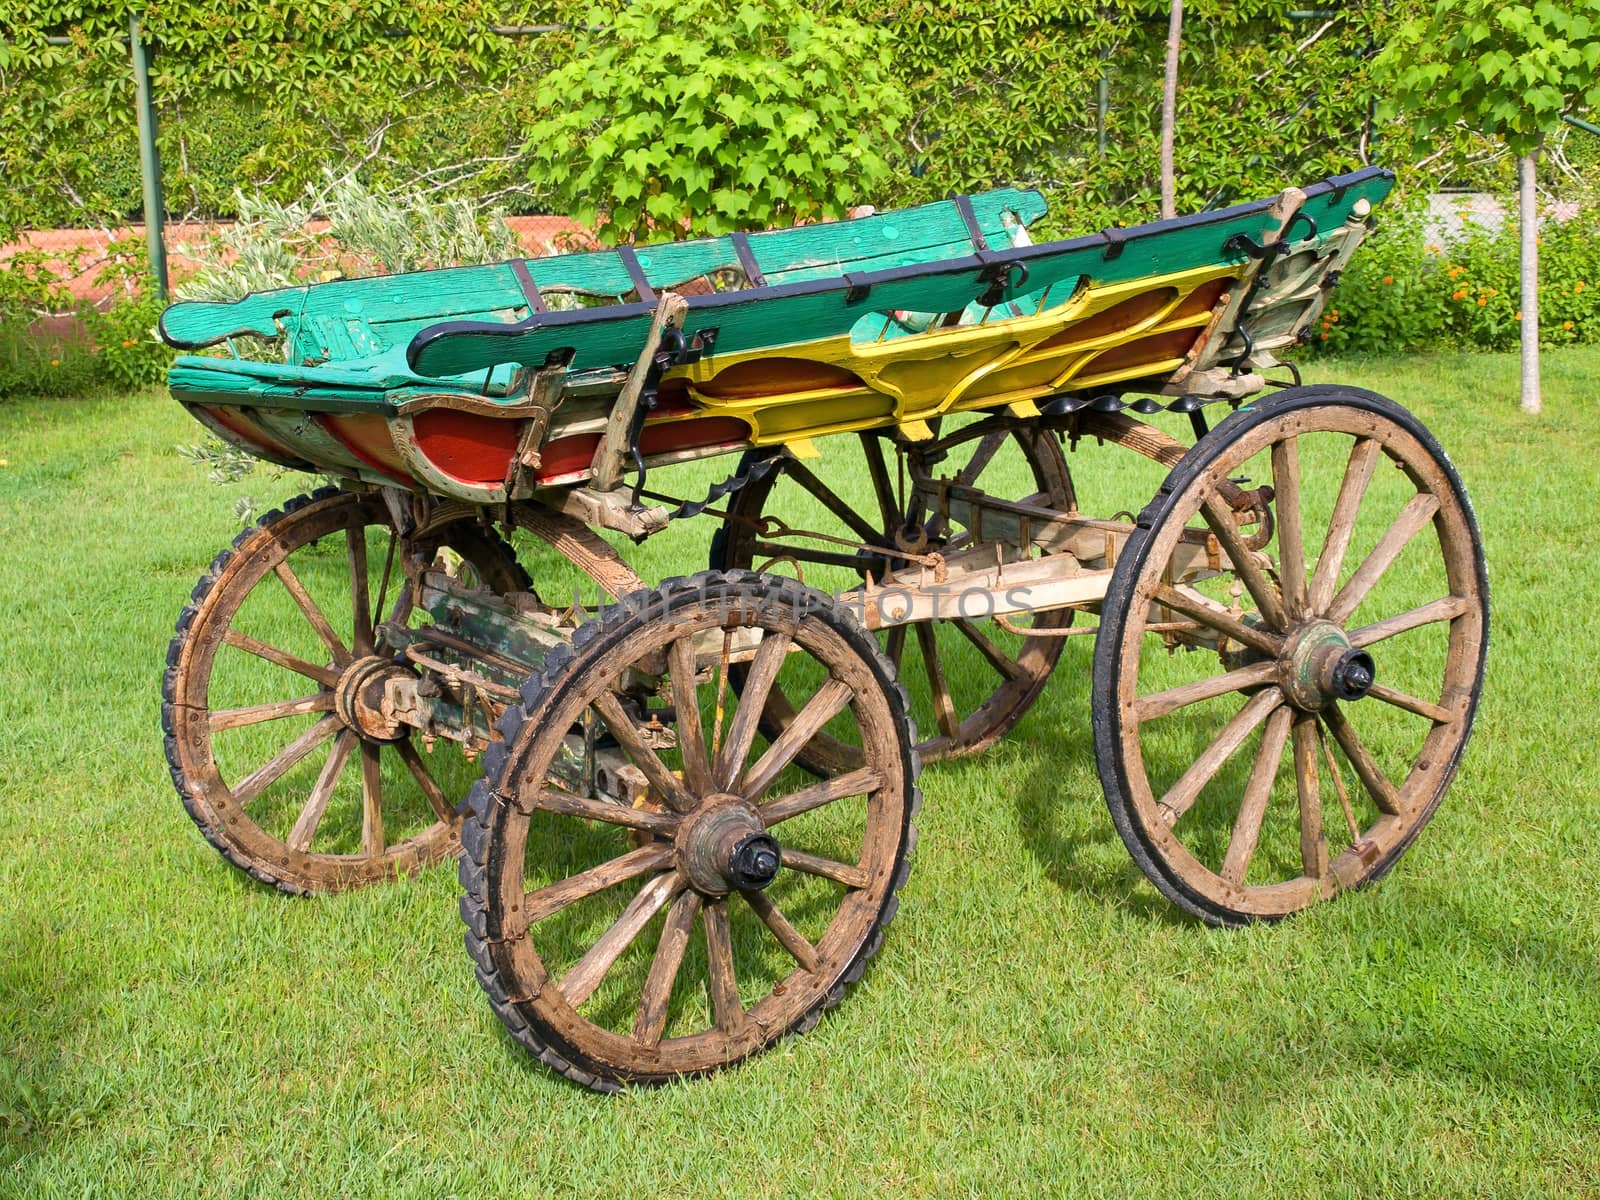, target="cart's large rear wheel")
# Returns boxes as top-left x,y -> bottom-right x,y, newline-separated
712,419 -> 1074,766
163,489 -> 528,894
1093,387 -> 1488,925
460,571 -> 919,1091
